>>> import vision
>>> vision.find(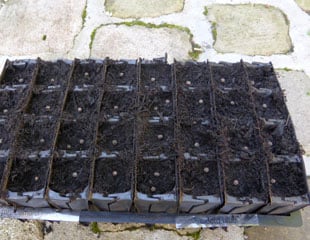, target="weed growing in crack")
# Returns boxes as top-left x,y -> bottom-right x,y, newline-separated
203,6 -> 208,16
90,222 -> 100,234
211,22 -> 217,42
